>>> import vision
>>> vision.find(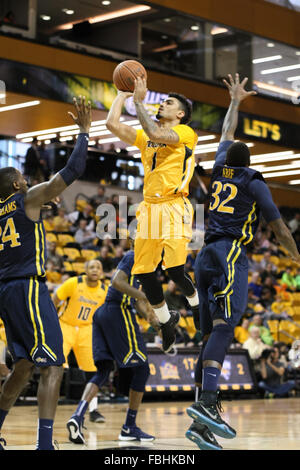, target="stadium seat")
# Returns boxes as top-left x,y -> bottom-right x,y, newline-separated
63,261 -> 73,272
81,249 -> 98,261
72,262 -> 86,274
46,232 -> 57,243
57,234 -> 76,246
63,248 -> 82,261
